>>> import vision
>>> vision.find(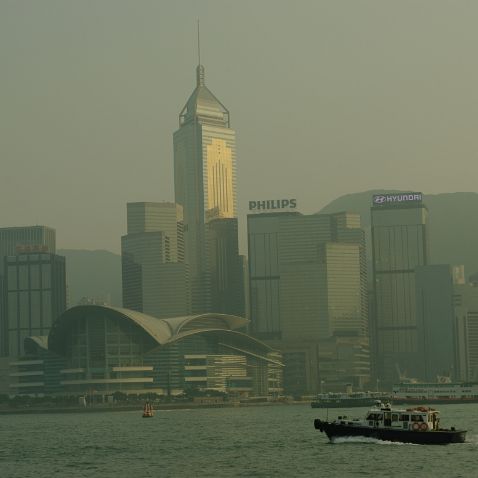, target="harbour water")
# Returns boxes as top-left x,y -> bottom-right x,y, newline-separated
1,403 -> 477,477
